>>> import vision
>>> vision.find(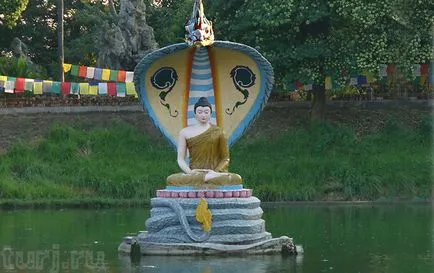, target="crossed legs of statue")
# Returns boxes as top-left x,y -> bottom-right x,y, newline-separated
167,170 -> 242,186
